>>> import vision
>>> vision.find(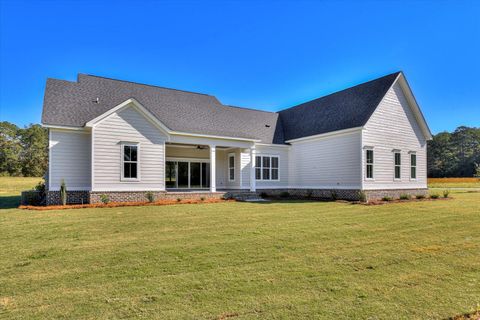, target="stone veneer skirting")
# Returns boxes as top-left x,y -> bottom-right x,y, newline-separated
46,190 -> 90,205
